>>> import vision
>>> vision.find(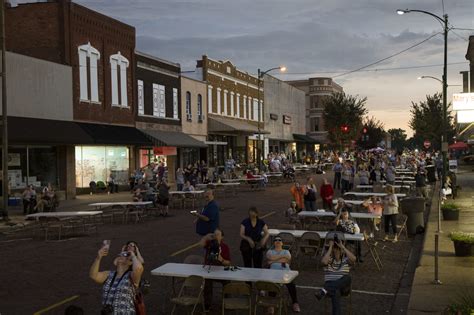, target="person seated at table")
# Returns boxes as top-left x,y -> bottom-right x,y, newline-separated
35,183 -> 57,212
320,178 -> 334,210
286,200 -> 302,224
199,228 -> 231,311
335,208 -> 362,262
89,240 -> 144,314
362,196 -> 383,238
183,180 -> 195,192
266,237 -> 301,313
156,179 -> 170,216
333,198 -> 351,215
133,188 -> 143,202
315,236 -> 356,315
22,185 -> 37,215
133,178 -> 147,192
